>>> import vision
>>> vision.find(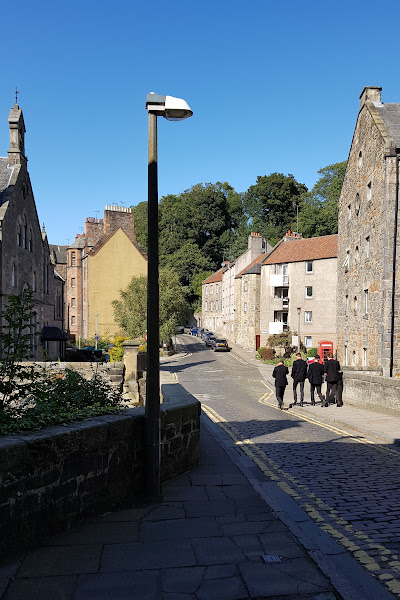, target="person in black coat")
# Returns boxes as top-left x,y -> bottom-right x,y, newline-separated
291,353 -> 307,406
272,360 -> 289,410
324,352 -> 342,407
307,355 -> 325,405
